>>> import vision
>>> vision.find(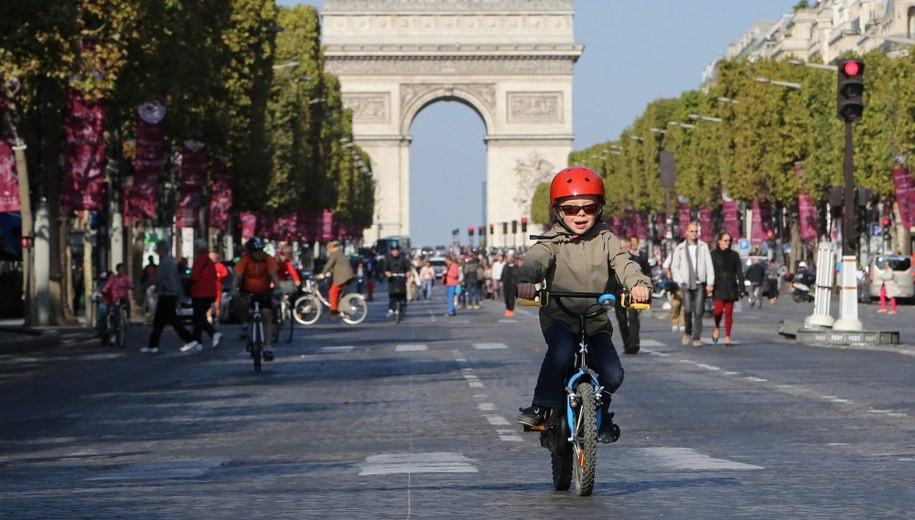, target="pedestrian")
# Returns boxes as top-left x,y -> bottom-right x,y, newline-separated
615,235 -> 650,355
442,254 -> 460,316
500,251 -> 518,317
710,232 -> 746,347
209,251 -> 230,323
463,252 -> 482,309
878,260 -> 899,314
764,259 -> 782,304
72,264 -> 84,317
419,260 -> 435,300
141,240 -> 199,354
140,254 -> 158,321
320,240 -> 355,317
745,257 -> 766,307
490,253 -> 505,301
383,244 -> 410,317
670,222 -> 715,348
663,248 -> 685,333
189,239 -> 222,349
514,166 -> 651,444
